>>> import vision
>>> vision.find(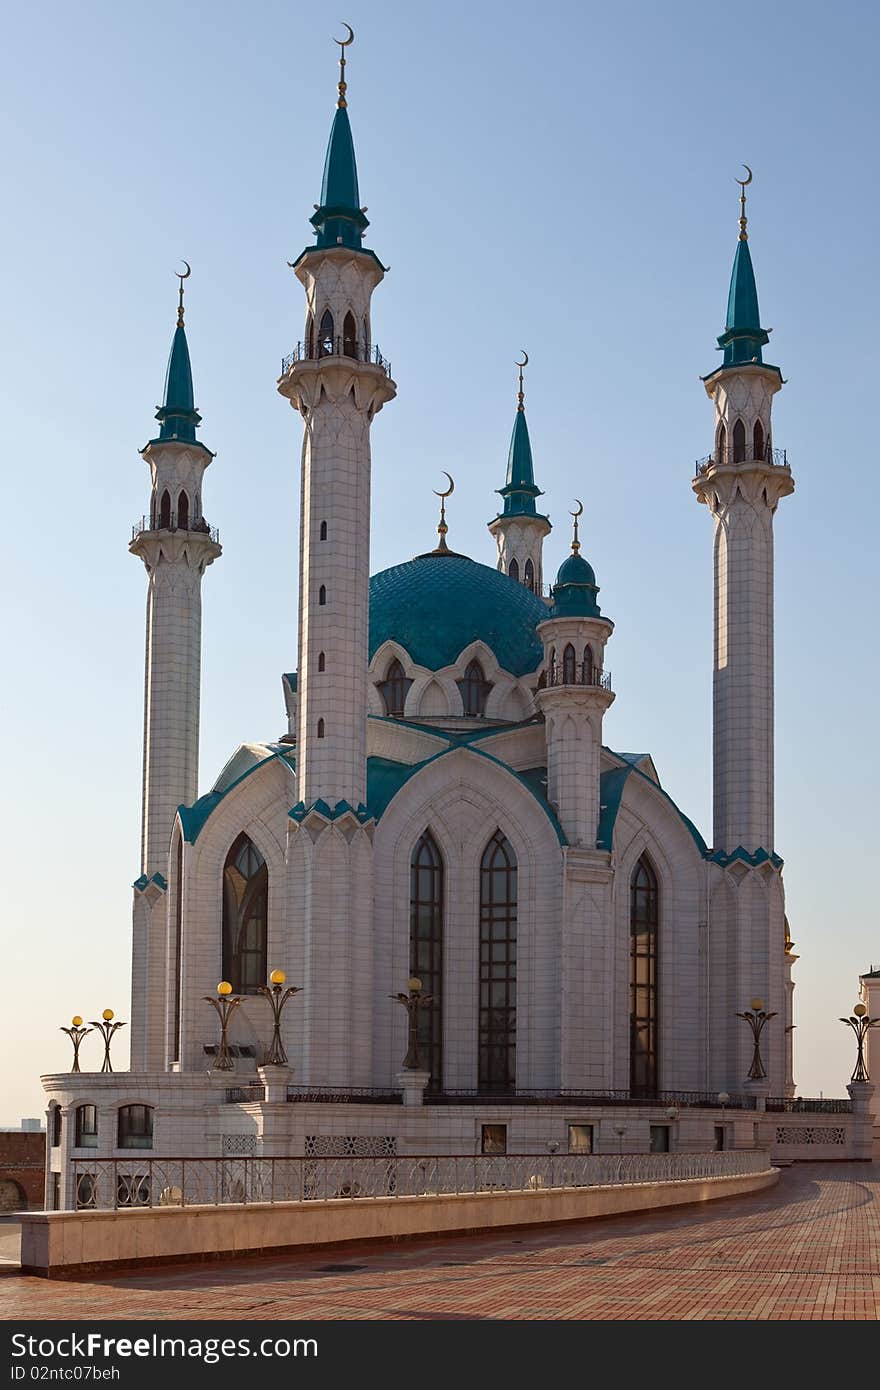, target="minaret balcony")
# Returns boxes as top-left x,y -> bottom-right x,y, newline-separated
537,663 -> 612,691
280,338 -> 392,378
695,445 -> 789,478
131,516 -> 220,545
